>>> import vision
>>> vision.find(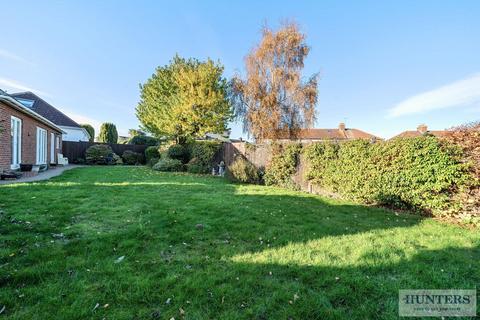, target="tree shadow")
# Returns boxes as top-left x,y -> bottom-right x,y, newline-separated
0,169 -> 478,319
